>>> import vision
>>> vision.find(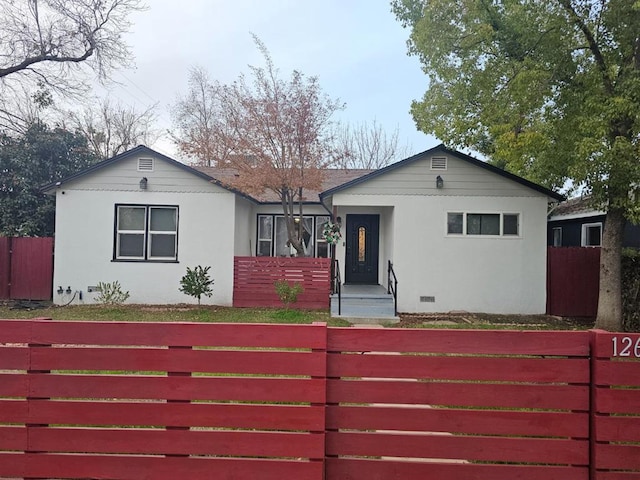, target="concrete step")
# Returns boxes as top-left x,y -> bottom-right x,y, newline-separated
331,293 -> 397,319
